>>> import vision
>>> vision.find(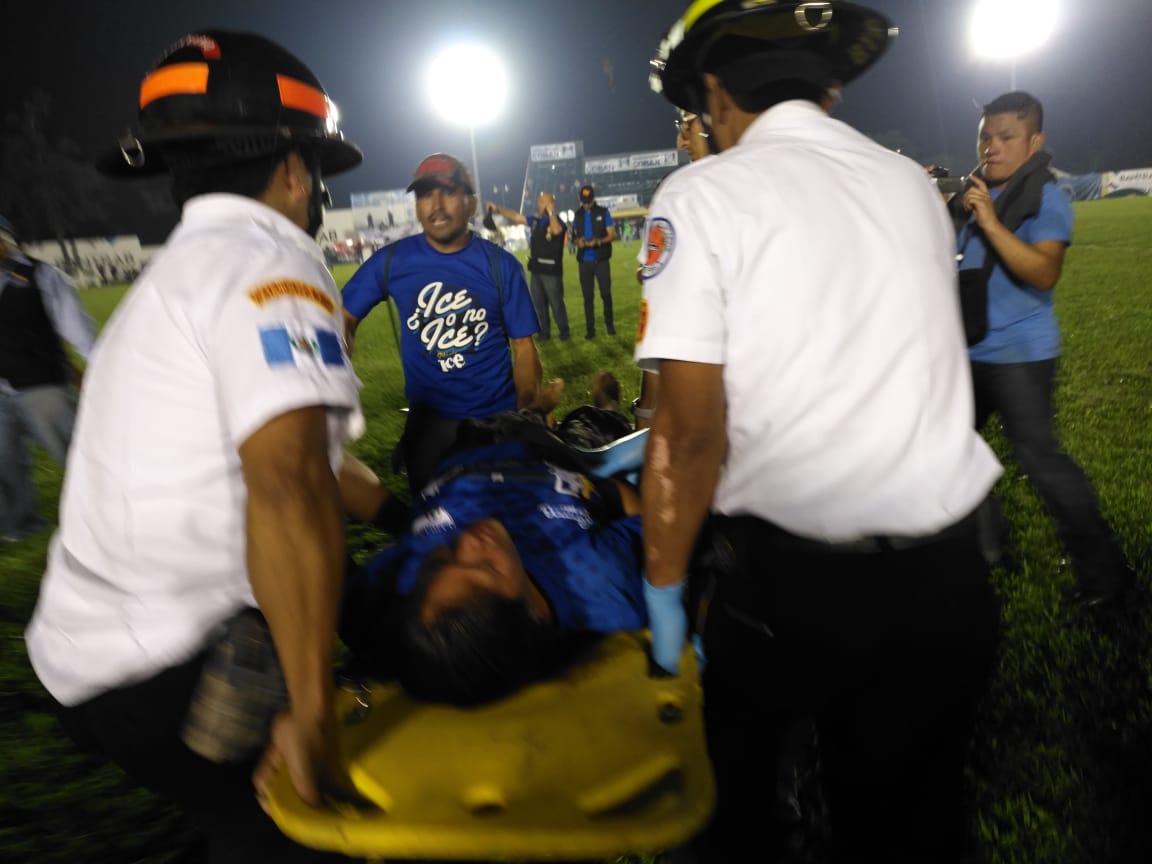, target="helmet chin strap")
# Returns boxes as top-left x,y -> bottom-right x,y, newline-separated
700,112 -> 721,155
305,159 -> 328,238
